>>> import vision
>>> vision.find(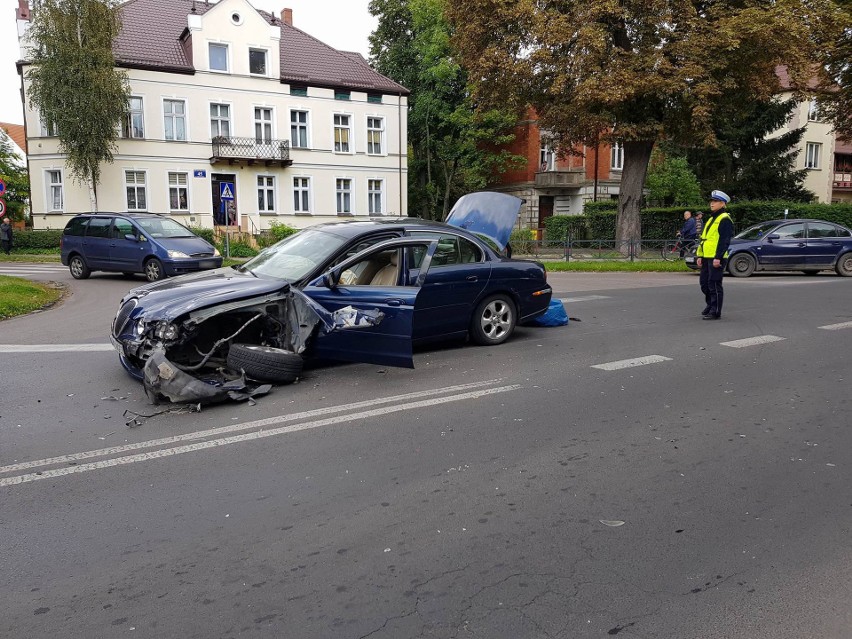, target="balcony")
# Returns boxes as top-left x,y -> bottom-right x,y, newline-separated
534,169 -> 586,189
211,137 -> 293,167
